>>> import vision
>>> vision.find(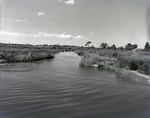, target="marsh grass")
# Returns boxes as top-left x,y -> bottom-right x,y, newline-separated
0,43 -> 55,63
78,48 -> 150,75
